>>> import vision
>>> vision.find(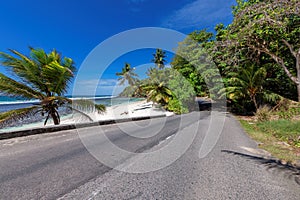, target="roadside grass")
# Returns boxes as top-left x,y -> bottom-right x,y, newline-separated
257,120 -> 300,147
239,119 -> 300,166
